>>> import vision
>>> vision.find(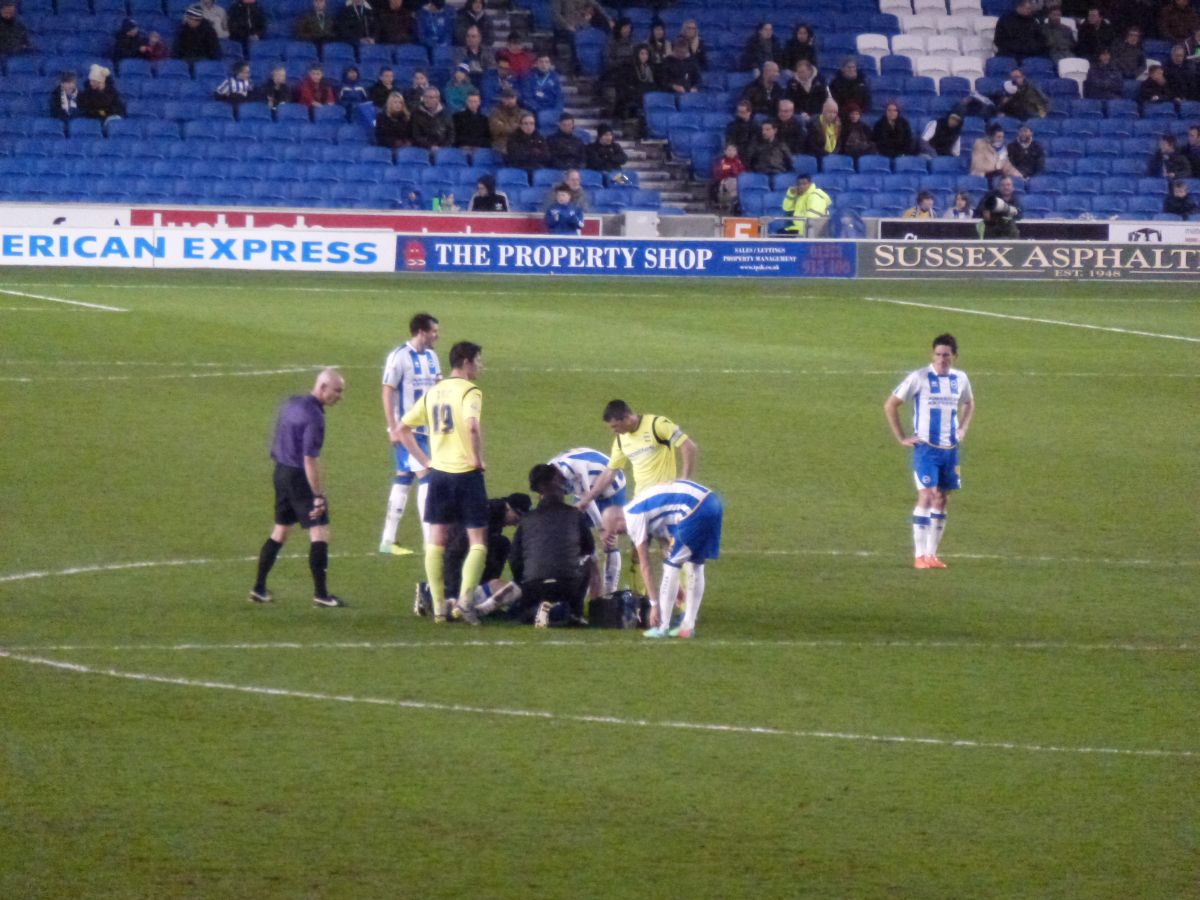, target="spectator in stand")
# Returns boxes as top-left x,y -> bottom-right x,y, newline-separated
945,190 -> 974,218
725,99 -> 758,159
805,98 -> 843,160
1074,7 -> 1116,60
919,110 -> 964,157
1164,44 -> 1199,100
872,100 -> 914,158
377,0 -> 414,45
749,119 -> 795,174
339,65 -> 369,112
113,18 -> 148,62
1163,177 -> 1198,217
405,70 -> 431,111
489,89 -> 525,154
1185,124 -> 1200,172
48,70 -> 78,121
444,64 -> 478,113
830,57 -> 871,115
548,112 -> 588,169
0,0 -> 32,57
295,62 -> 336,108
143,31 -> 170,62
521,53 -> 563,114
456,0 -> 494,47
606,17 -> 636,74
775,99 -> 808,153
369,67 -> 396,108
782,172 -> 832,236
970,123 -> 1021,180
741,60 -> 784,115
994,0 -> 1049,61
215,60 -> 253,104
1187,25 -> 1200,57
417,0 -> 454,51
1147,133 -> 1193,178
498,32 -> 536,79
678,19 -> 706,70
787,58 -> 829,121
545,184 -> 585,234
840,102 -> 876,158
1083,46 -> 1125,98
646,21 -> 669,71
1007,124 -> 1046,177
471,174 -> 508,212
198,0 -> 228,38
1111,25 -> 1146,79
710,142 -> 745,210
78,64 -> 125,123
228,0 -> 267,53
1139,64 -> 1179,108
412,85 -> 454,150
482,57 -> 519,106
661,38 -> 701,94
455,26 -> 495,83
739,21 -> 782,74
174,5 -> 222,61
610,42 -> 655,121
1042,6 -> 1076,61
254,63 -> 291,111
975,175 -> 1023,220
295,0 -> 337,44
586,124 -> 627,172
375,91 -> 412,148
543,168 -> 590,211
998,67 -> 1051,118
453,91 -> 490,151
902,190 -> 937,218
782,22 -> 818,75
1160,0 -> 1200,44
505,110 -> 550,169
336,0 -> 377,46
